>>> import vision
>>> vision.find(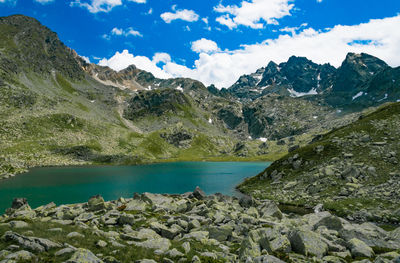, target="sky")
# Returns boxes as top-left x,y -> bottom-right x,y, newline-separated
1,0 -> 400,88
